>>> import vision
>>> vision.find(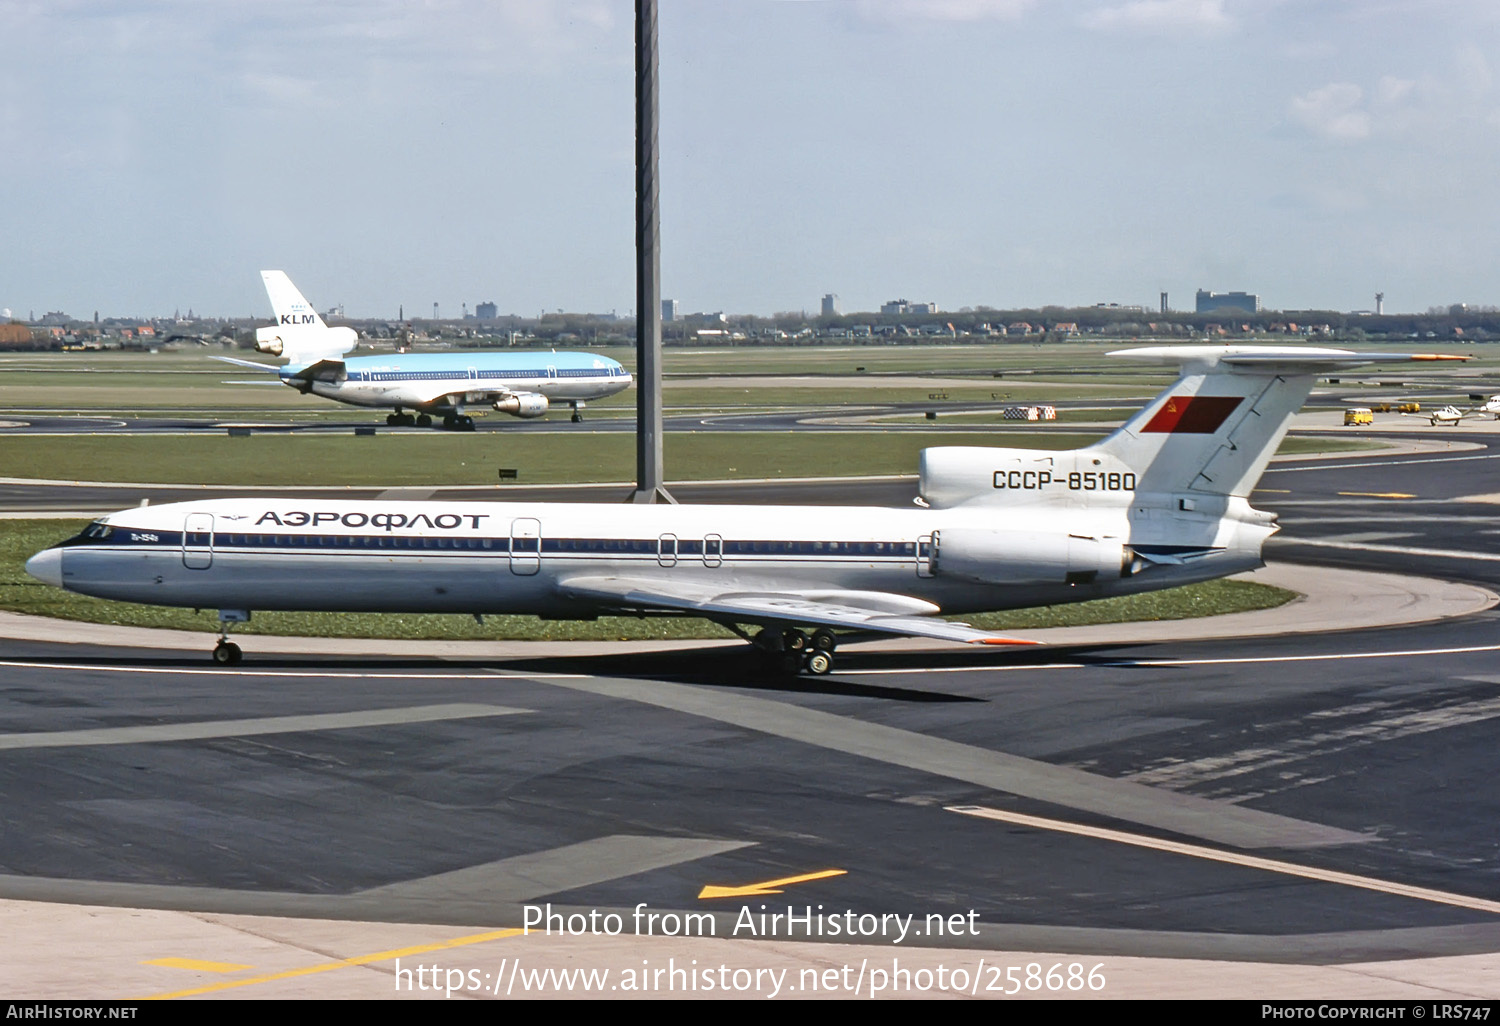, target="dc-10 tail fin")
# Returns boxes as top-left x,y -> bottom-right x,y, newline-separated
254,270 -> 358,365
